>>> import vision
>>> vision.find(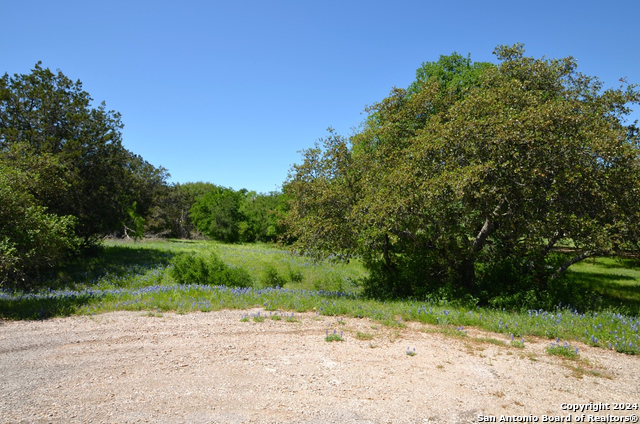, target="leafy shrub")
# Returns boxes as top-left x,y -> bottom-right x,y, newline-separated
1,159 -> 80,289
169,251 -> 252,288
260,264 -> 286,288
287,268 -> 304,284
219,266 -> 253,288
325,328 -> 343,342
237,221 -> 253,243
